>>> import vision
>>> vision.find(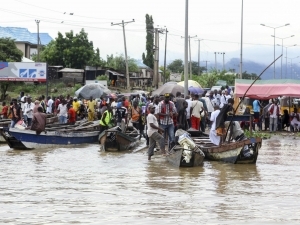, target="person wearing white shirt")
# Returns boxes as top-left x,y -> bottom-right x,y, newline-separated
185,95 -> 192,128
268,99 -> 280,132
46,96 -> 53,114
57,99 -> 68,124
220,91 -> 227,109
23,97 -> 35,126
209,105 -> 221,145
